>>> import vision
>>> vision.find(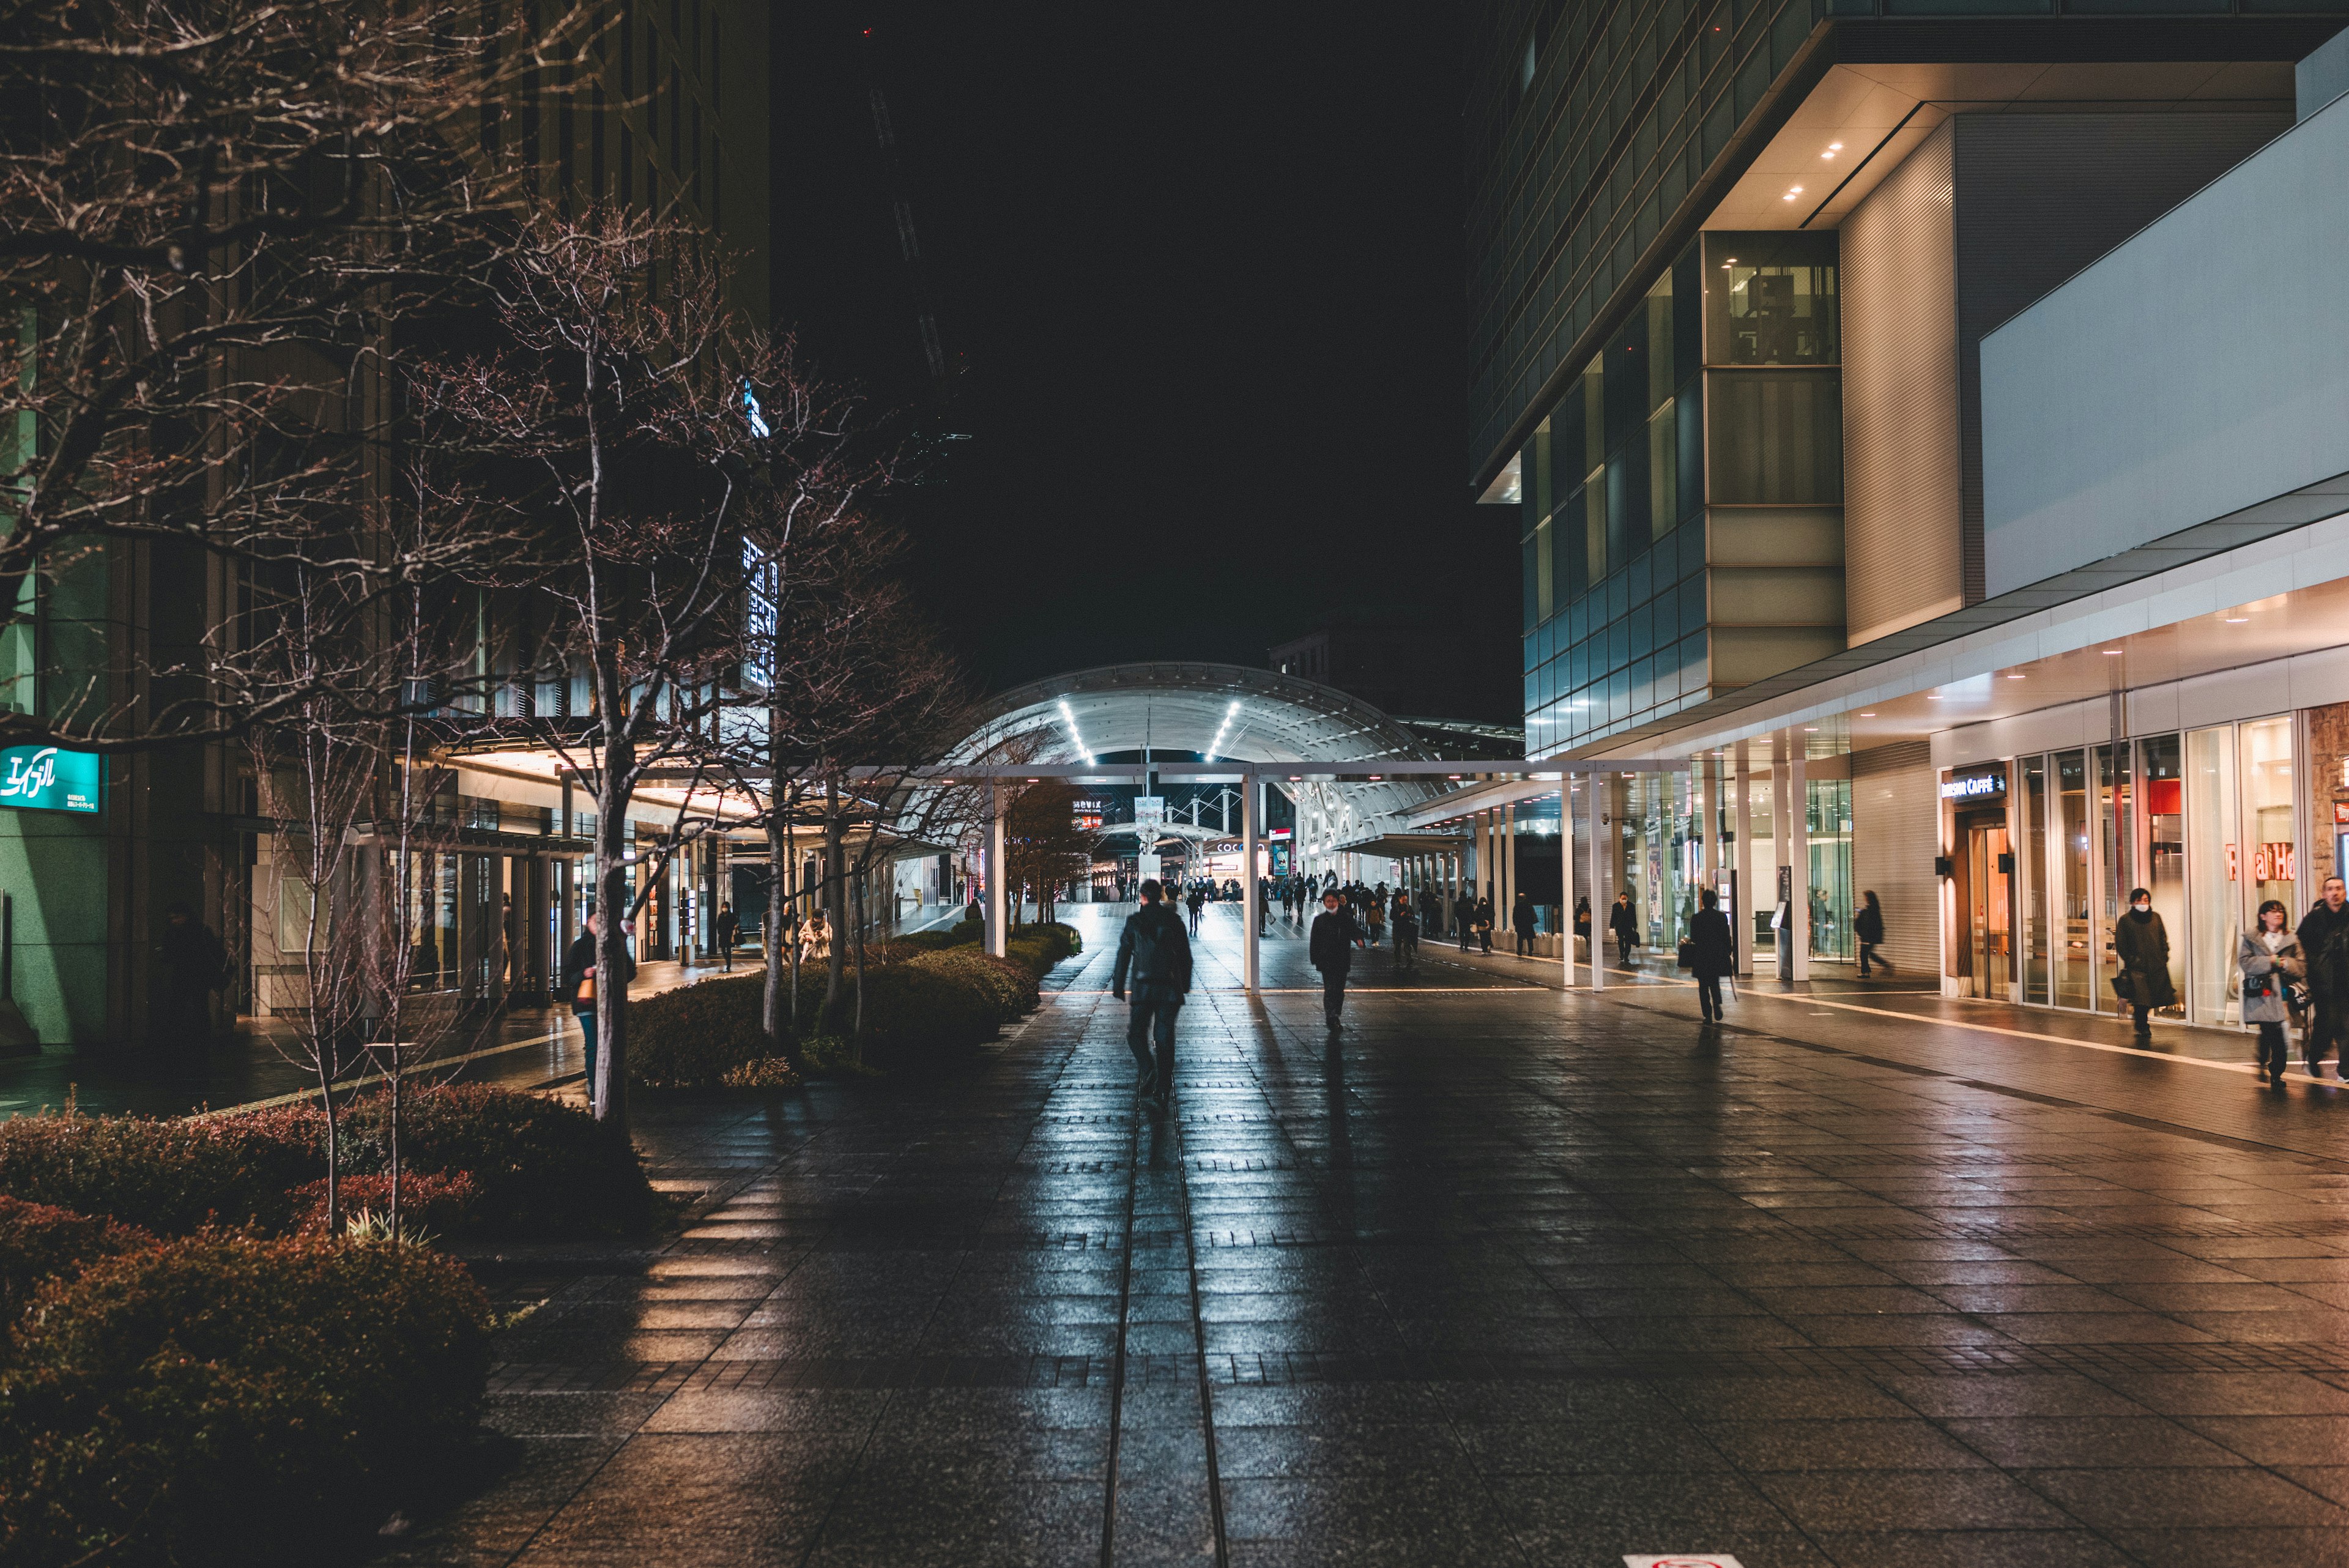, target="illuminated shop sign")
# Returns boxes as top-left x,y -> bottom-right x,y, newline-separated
0,745 -> 100,814
1939,771 -> 2005,802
